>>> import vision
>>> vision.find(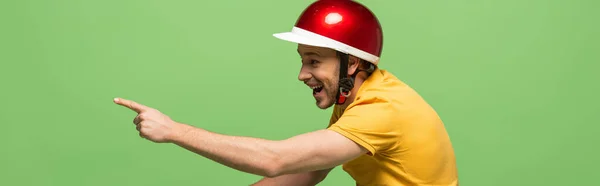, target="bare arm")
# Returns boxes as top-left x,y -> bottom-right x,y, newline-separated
113,98 -> 365,178
171,124 -> 365,177
251,168 -> 334,186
